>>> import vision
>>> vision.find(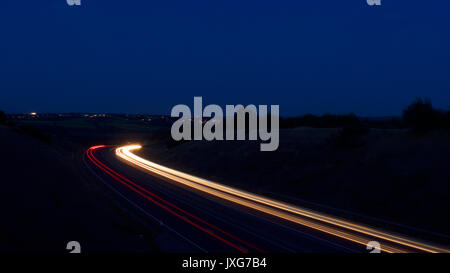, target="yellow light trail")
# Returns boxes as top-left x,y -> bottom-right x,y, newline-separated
116,145 -> 449,253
